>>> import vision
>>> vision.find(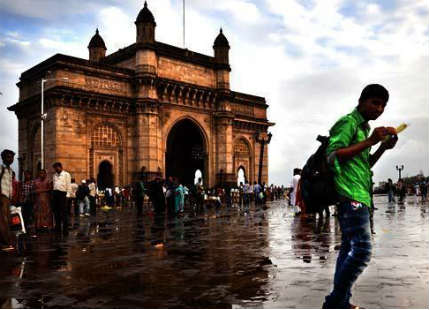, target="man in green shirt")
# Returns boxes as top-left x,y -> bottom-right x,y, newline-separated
323,84 -> 398,309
